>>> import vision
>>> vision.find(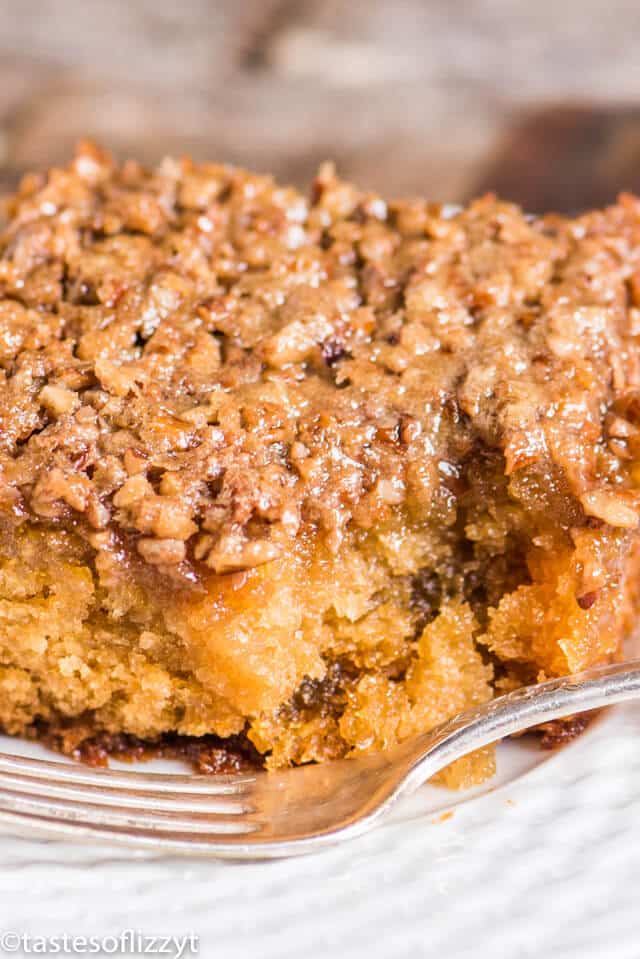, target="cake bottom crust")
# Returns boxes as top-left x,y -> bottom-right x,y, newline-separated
21,711 -> 600,776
